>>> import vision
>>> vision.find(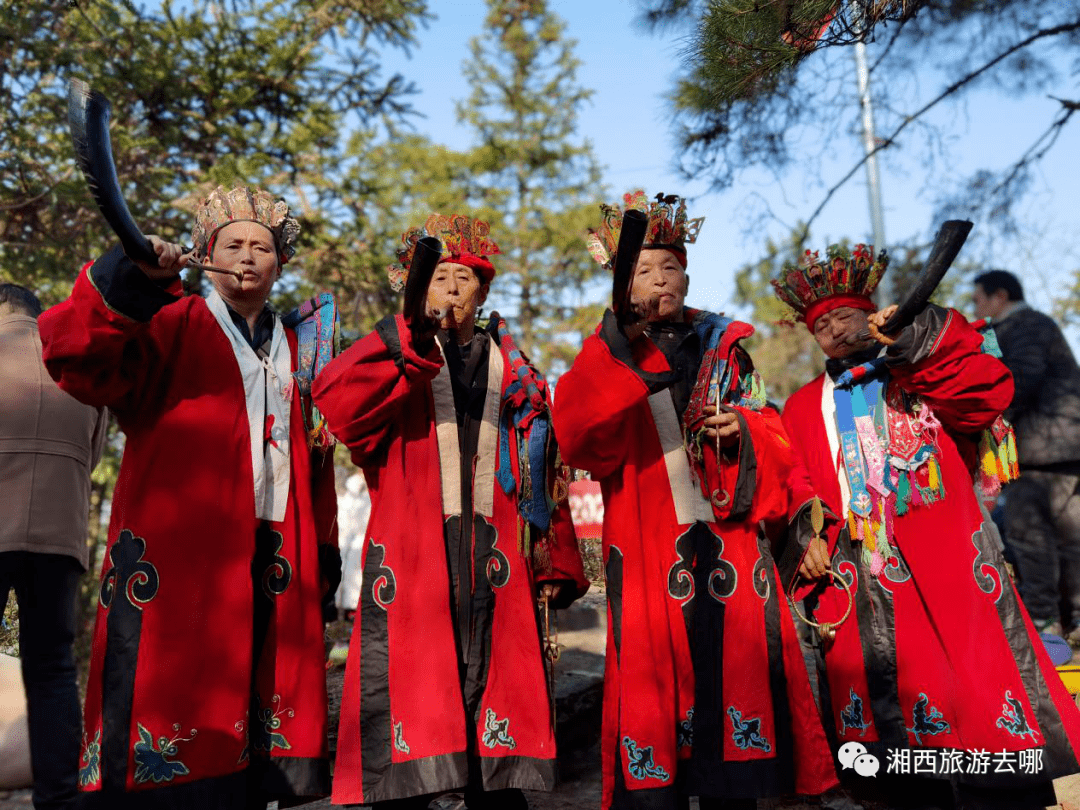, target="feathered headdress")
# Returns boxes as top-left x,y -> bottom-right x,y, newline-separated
772,243 -> 888,330
192,185 -> 300,263
387,213 -> 502,291
586,191 -> 704,270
